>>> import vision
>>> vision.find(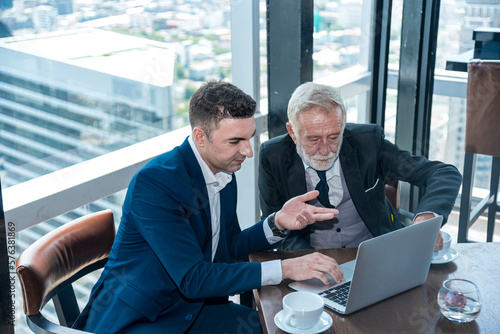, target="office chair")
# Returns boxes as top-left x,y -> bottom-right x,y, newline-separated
16,209 -> 115,334
458,60 -> 500,242
385,177 -> 415,225
384,176 -> 400,212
